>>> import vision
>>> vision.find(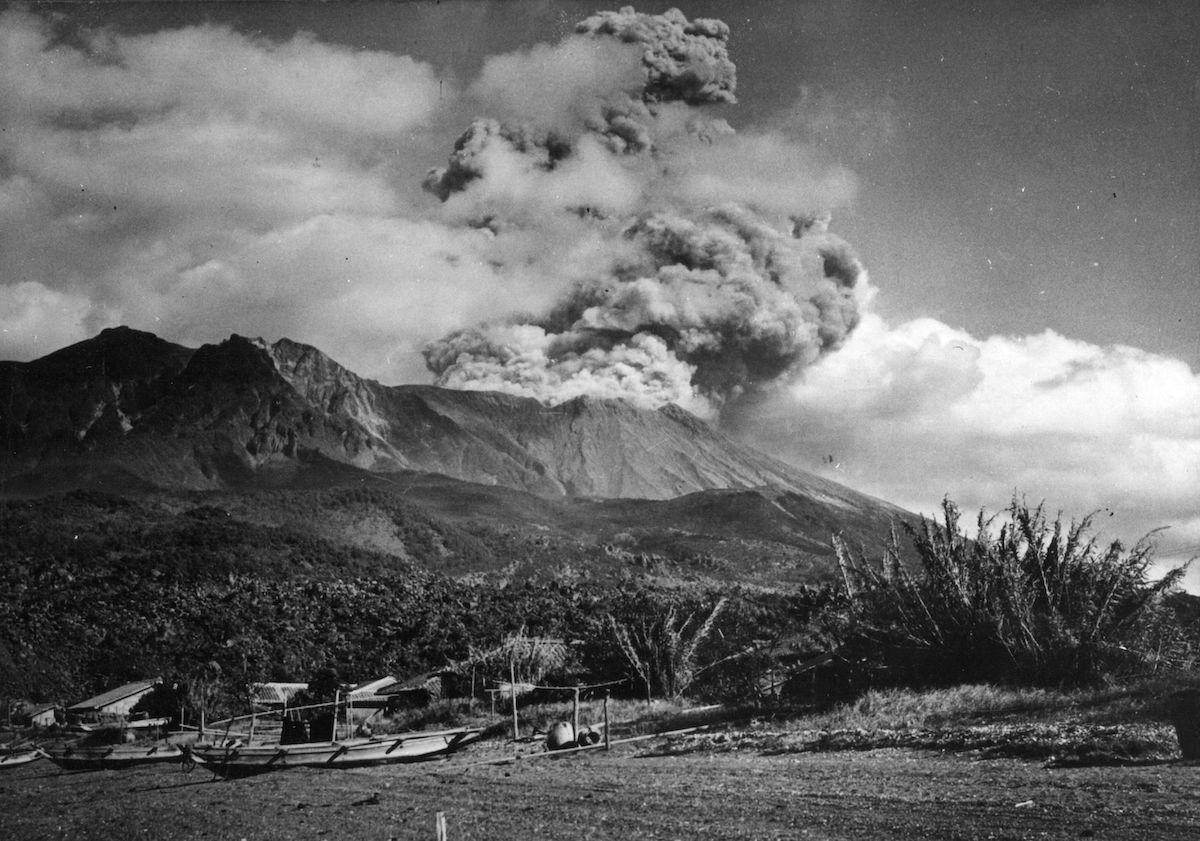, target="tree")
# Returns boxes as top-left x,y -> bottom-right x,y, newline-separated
182,661 -> 225,727
609,597 -> 728,699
